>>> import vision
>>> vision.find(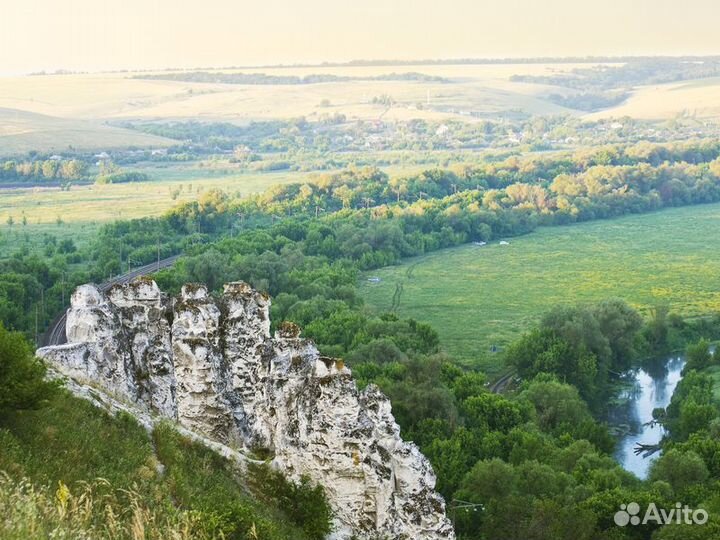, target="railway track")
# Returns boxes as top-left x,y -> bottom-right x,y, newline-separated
41,255 -> 181,347
489,370 -> 515,394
